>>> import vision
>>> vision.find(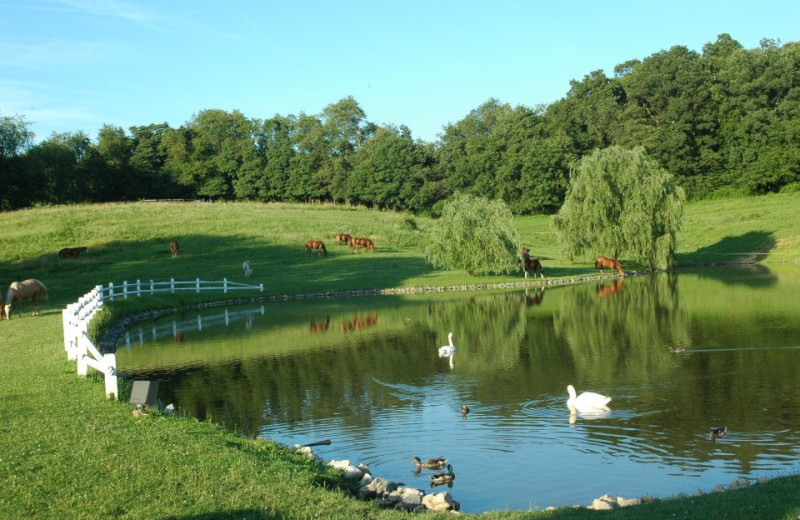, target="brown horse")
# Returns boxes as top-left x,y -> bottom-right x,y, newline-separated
169,240 -> 180,257
521,247 -> 544,279
59,246 -> 88,259
309,317 -> 330,333
306,240 -> 327,256
4,279 -> 48,319
334,233 -> 352,246
595,255 -> 624,276
350,237 -> 375,252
